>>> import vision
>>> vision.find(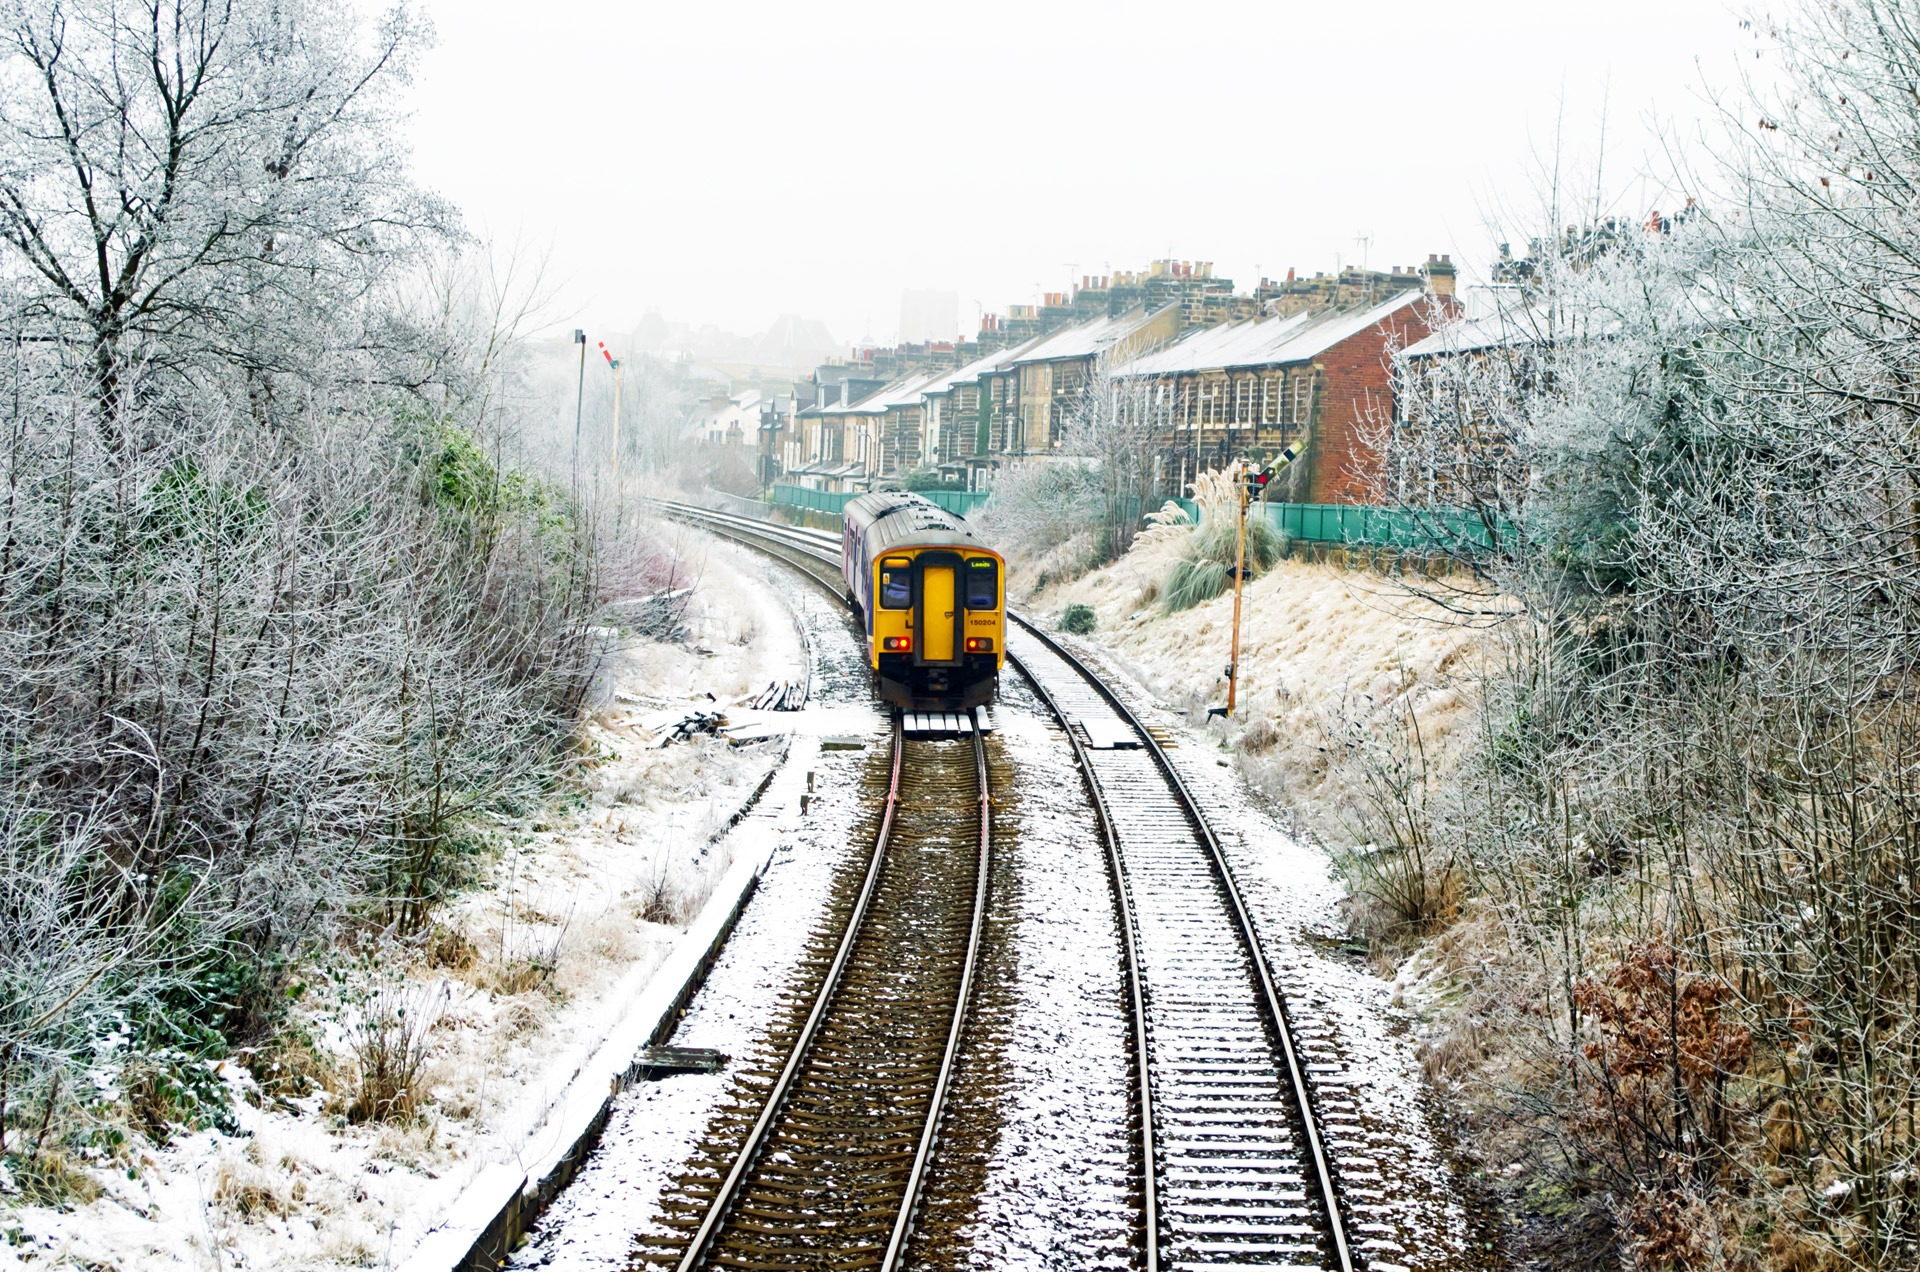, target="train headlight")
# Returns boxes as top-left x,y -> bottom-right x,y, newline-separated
883,636 -> 912,652
965,638 -> 994,653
